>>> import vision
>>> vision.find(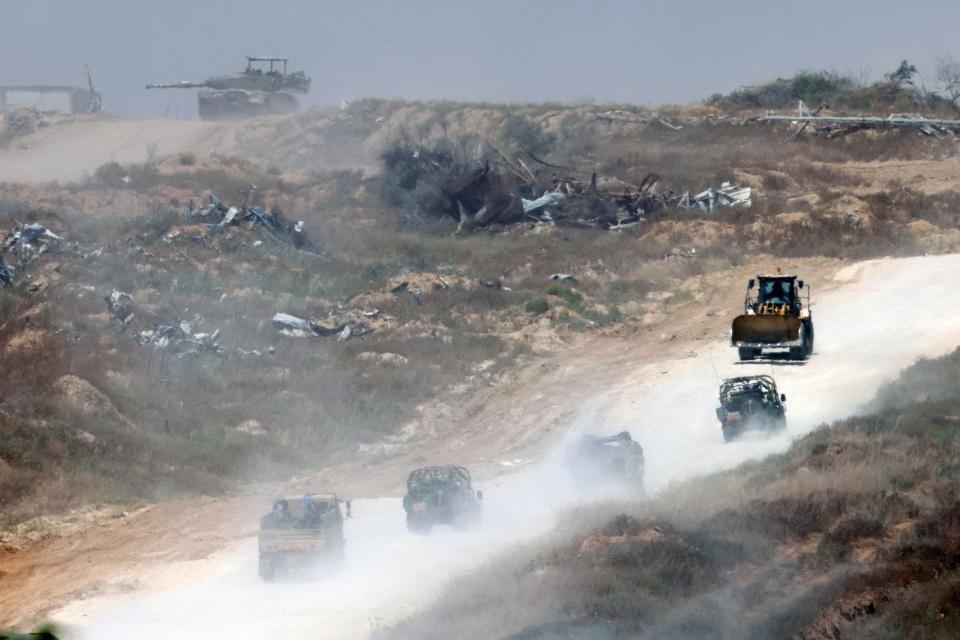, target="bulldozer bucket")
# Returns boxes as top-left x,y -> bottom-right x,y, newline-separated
732,315 -> 801,345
